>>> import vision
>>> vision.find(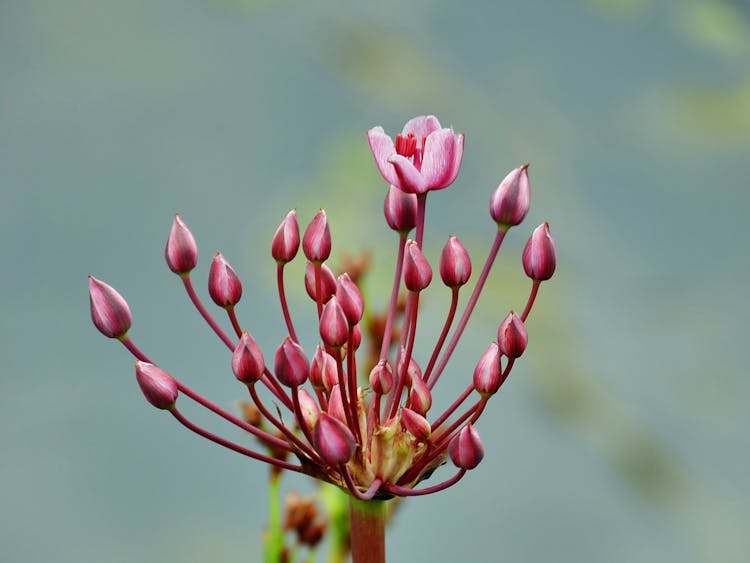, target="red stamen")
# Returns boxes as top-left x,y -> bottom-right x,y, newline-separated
395,133 -> 417,157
